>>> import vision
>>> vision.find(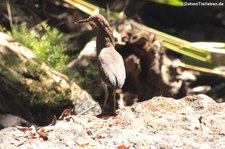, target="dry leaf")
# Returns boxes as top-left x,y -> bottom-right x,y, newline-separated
74,140 -> 89,148
16,126 -> 32,132
59,109 -> 72,120
28,131 -> 36,139
38,127 -> 48,140
100,115 -> 120,120
64,116 -> 75,122
117,145 -> 129,149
